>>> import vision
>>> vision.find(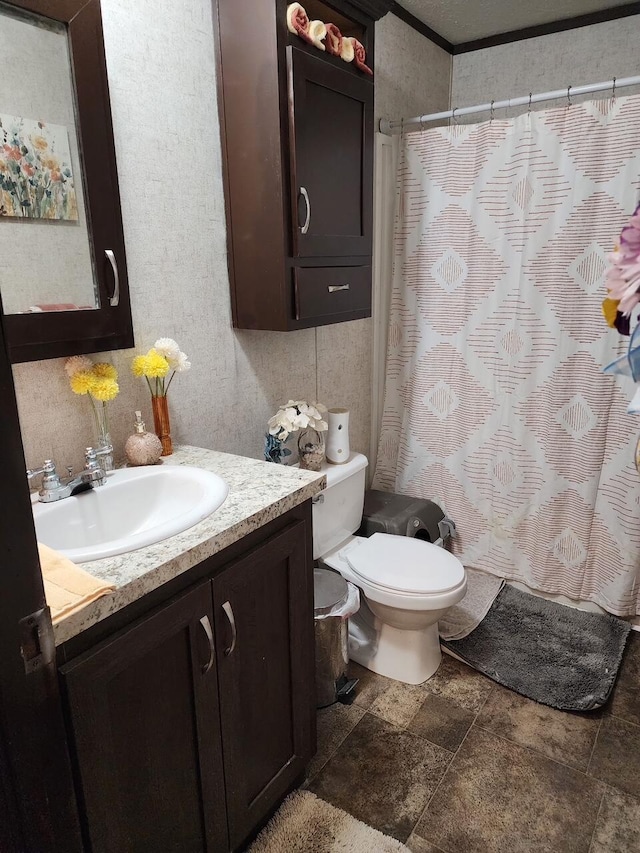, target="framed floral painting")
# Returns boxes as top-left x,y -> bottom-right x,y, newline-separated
0,113 -> 78,220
